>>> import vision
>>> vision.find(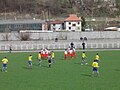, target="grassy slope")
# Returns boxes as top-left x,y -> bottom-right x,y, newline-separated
0,50 -> 120,90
